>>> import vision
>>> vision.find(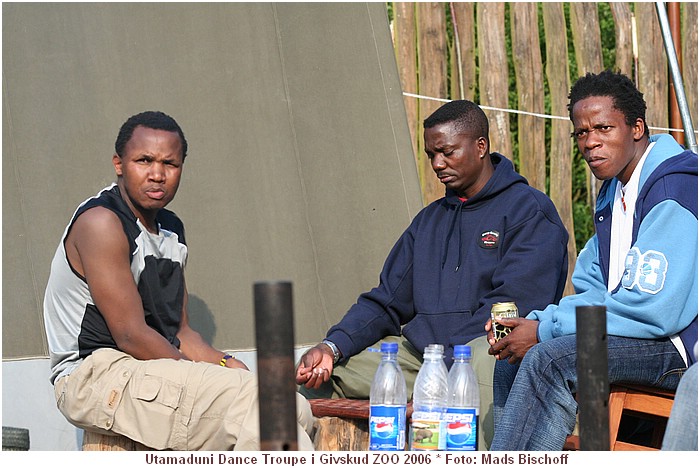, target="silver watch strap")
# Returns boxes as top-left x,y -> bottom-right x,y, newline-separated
322,339 -> 341,364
